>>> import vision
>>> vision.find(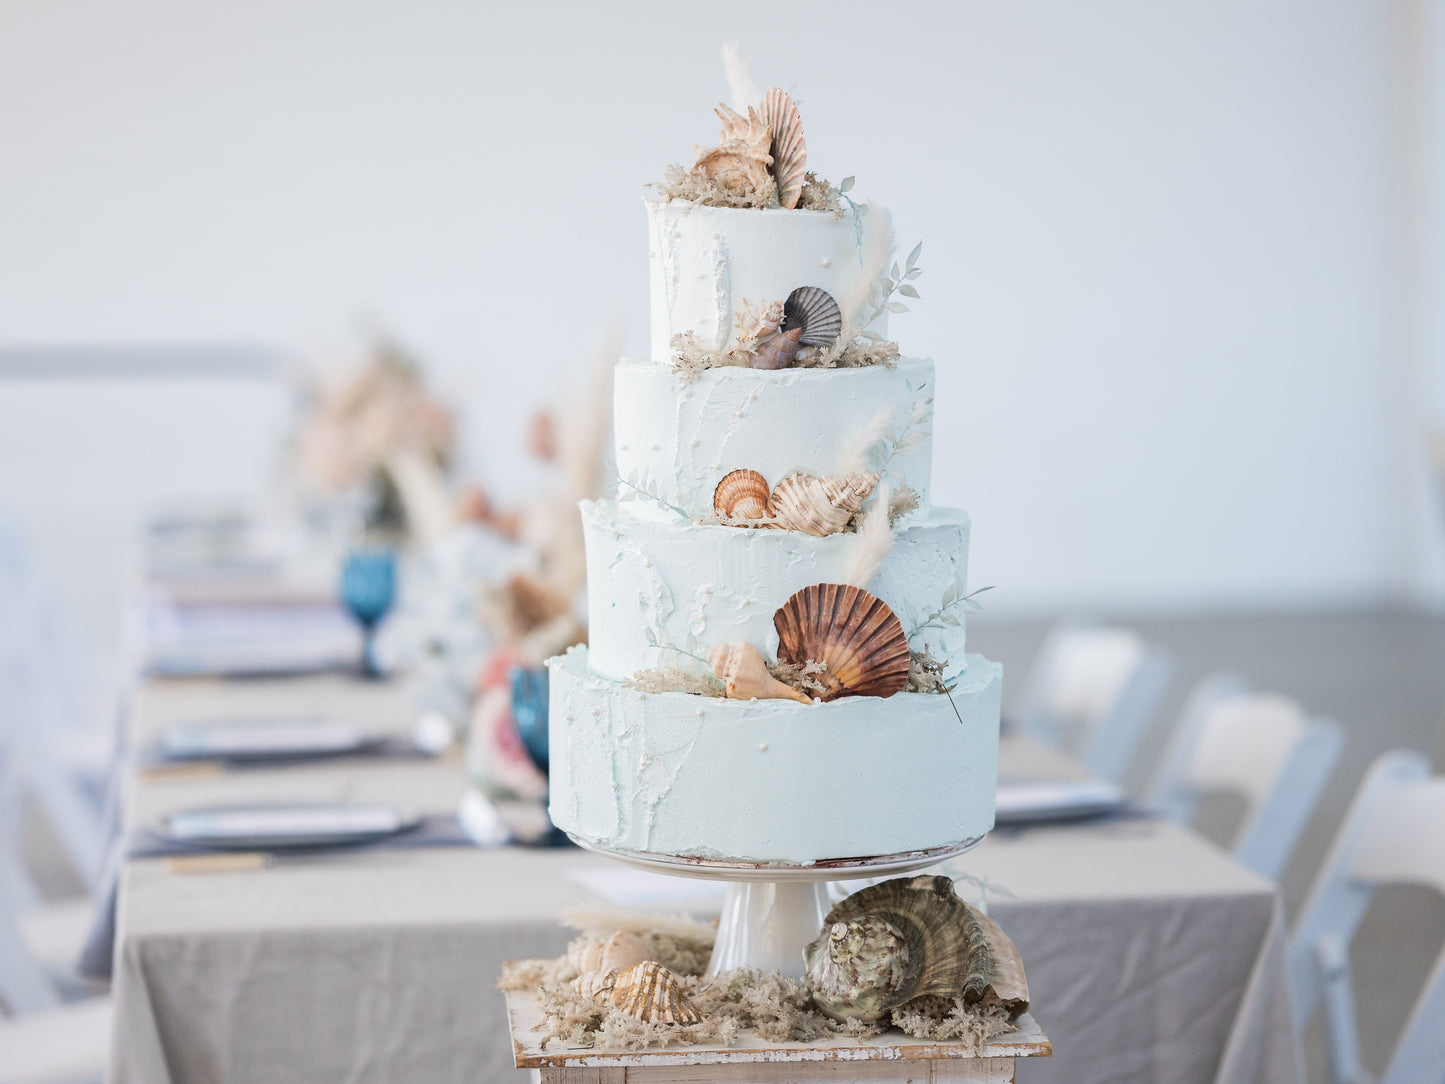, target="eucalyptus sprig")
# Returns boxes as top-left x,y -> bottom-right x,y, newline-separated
860,241 -> 923,340
604,460 -> 689,520
906,582 -> 993,639
869,382 -> 934,479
